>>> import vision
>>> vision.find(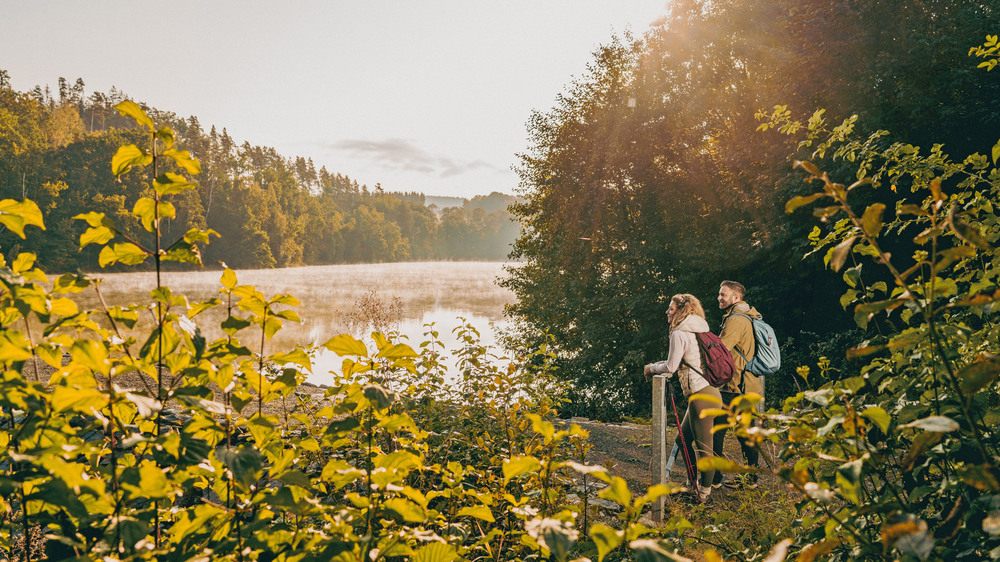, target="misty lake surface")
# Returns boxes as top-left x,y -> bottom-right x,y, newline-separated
68,262 -> 517,385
